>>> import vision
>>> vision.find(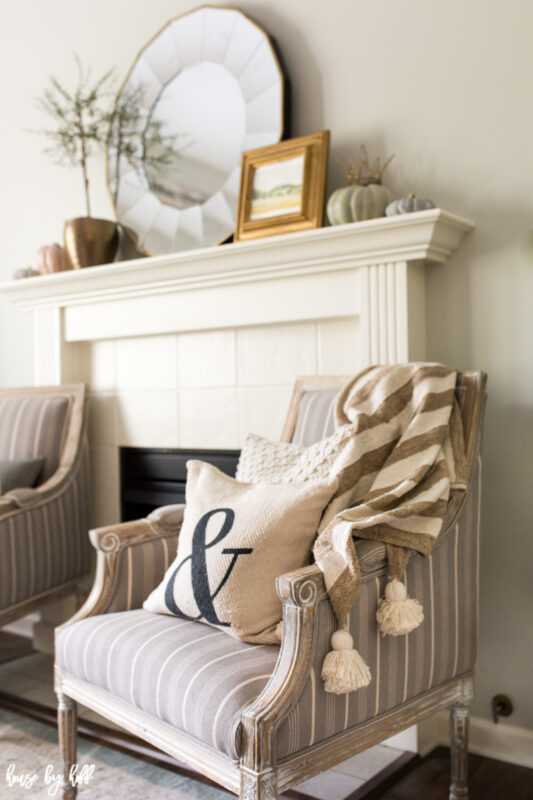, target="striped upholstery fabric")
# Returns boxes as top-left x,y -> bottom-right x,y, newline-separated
0,440 -> 91,612
56,609 -> 280,759
0,395 -> 70,483
276,457 -> 481,758
291,389 -> 339,446
290,385 -> 390,574
105,533 -> 180,614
